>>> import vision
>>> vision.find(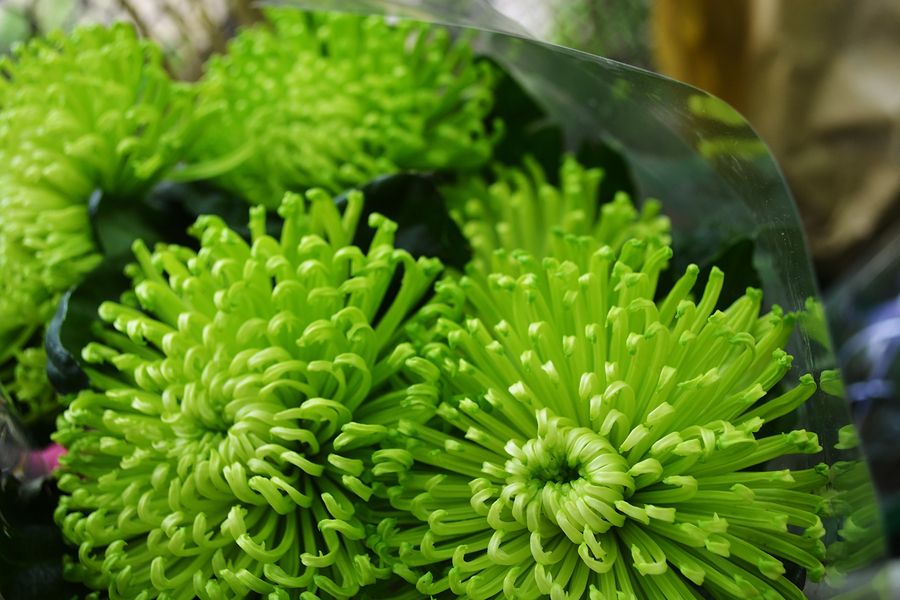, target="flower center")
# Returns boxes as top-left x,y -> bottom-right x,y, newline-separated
498,413 -> 635,544
528,458 -> 581,487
